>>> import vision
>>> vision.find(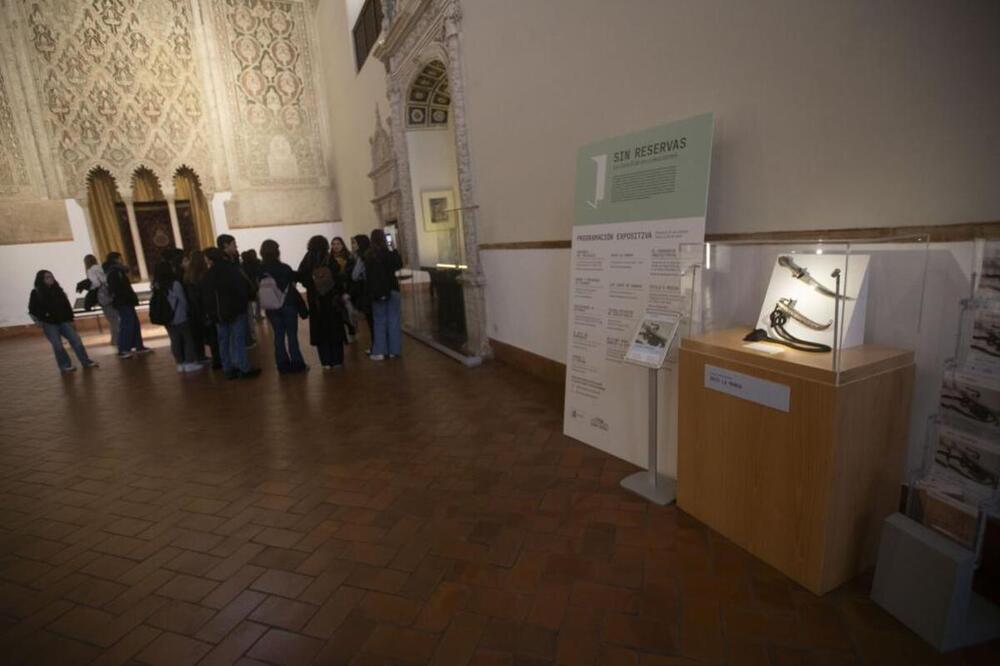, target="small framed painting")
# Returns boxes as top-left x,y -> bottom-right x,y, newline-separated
421,190 -> 456,231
